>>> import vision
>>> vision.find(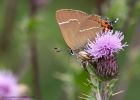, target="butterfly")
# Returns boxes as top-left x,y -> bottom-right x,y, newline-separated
56,9 -> 113,68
